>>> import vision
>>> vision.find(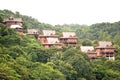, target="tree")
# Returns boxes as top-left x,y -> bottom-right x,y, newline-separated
0,63 -> 21,80
102,69 -> 120,80
98,31 -> 111,41
114,33 -> 120,46
0,12 -> 4,22
82,39 -> 92,46
61,47 -> 92,80
29,62 -> 64,80
92,57 -> 110,80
